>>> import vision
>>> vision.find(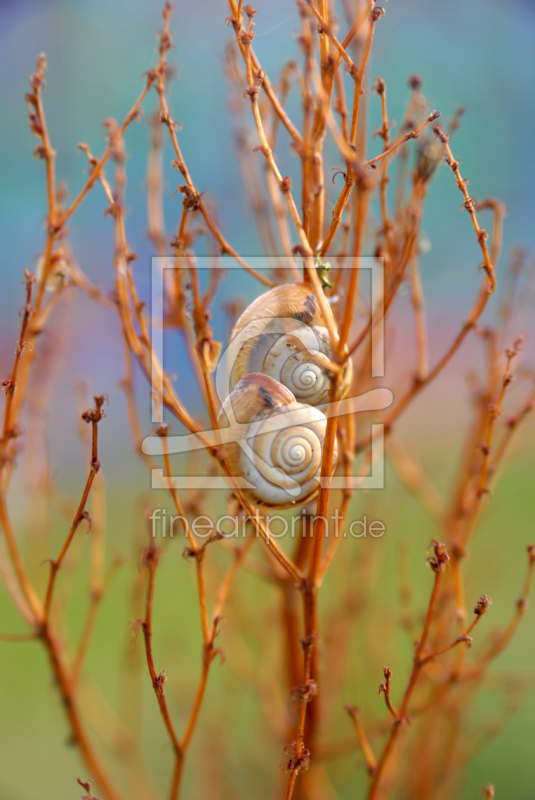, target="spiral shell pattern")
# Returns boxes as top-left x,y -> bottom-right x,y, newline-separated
227,282 -> 352,407
218,373 -> 336,508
